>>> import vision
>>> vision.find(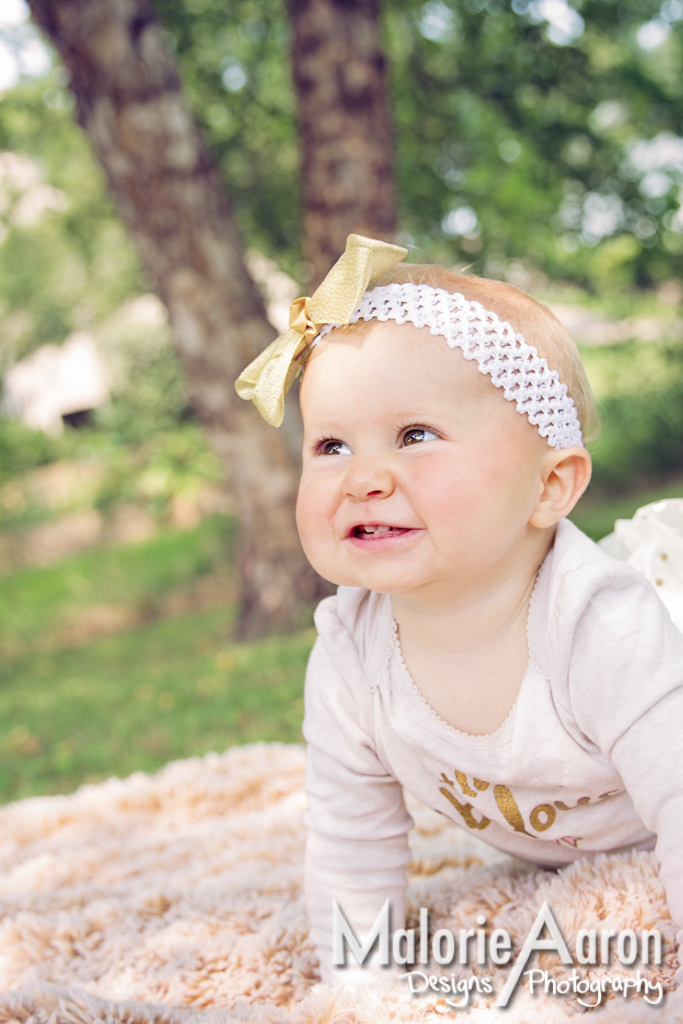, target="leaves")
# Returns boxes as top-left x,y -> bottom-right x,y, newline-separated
147,0 -> 683,289
0,75 -> 142,363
